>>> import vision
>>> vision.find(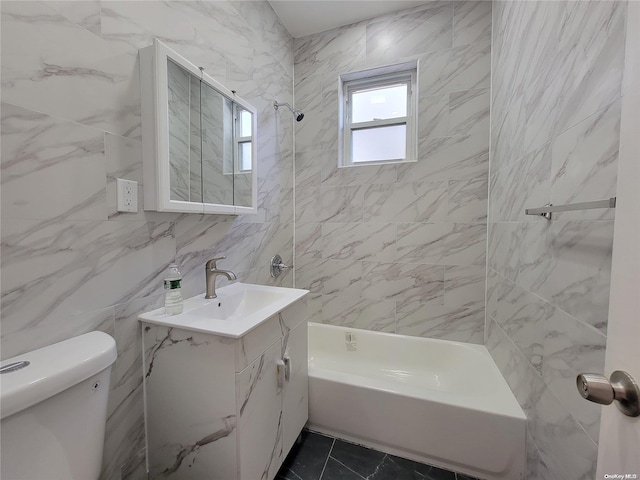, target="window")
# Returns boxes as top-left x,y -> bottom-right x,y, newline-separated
340,62 -> 418,166
235,107 -> 253,172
